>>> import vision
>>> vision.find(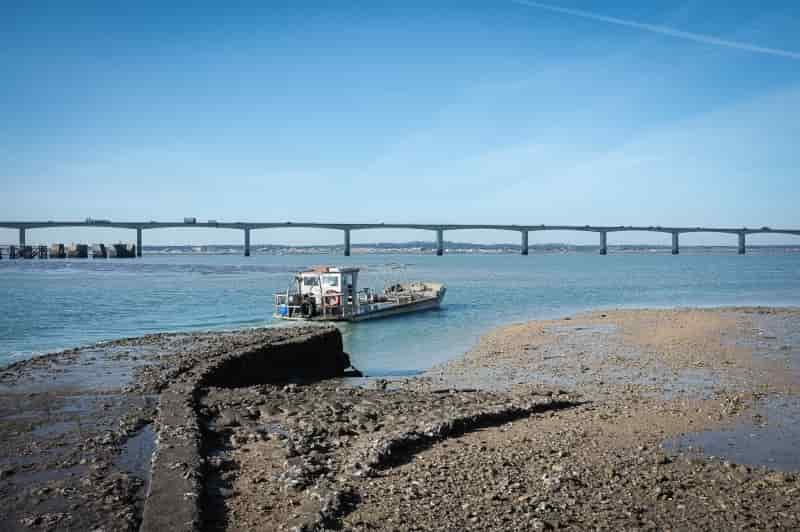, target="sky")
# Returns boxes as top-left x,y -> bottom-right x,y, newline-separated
1,0 -> 799,246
